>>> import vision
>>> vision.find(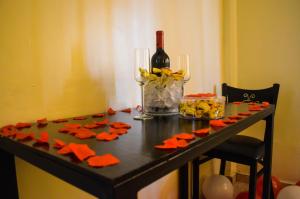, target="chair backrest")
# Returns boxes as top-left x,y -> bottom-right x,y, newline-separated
222,83 -> 280,107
